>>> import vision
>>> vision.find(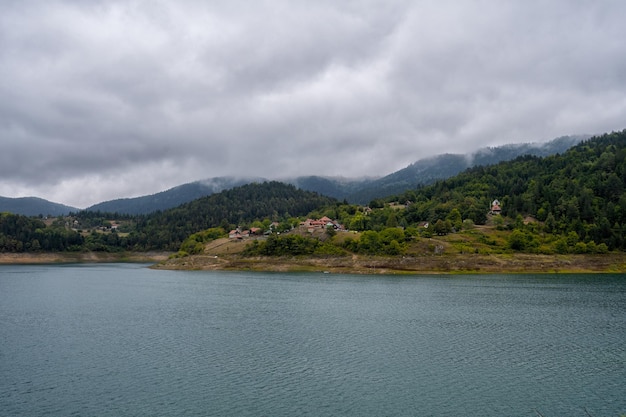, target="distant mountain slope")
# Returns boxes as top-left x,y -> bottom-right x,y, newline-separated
85,135 -> 590,214
7,134 -> 587,216
85,176 -> 264,215
286,176 -> 375,201
343,135 -> 589,204
120,181 -> 338,250
0,196 -> 78,217
386,129 -> 626,250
